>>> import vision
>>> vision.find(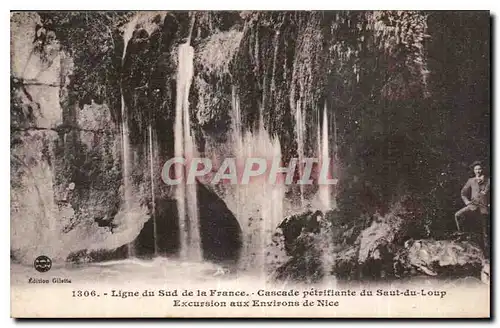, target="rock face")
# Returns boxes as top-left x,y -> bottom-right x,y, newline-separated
395,239 -> 485,278
266,210 -> 334,282
11,13 -> 137,264
267,202 -> 487,283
